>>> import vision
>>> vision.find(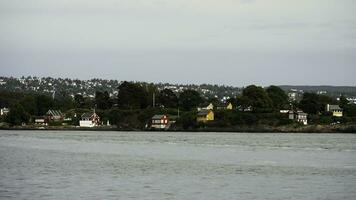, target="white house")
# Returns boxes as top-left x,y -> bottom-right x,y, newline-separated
79,111 -> 100,127
0,107 -> 9,116
289,110 -> 308,125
